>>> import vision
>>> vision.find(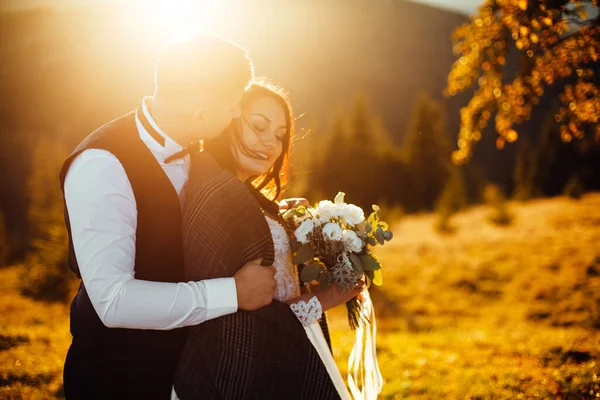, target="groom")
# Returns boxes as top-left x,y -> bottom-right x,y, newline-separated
60,34 -> 277,399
